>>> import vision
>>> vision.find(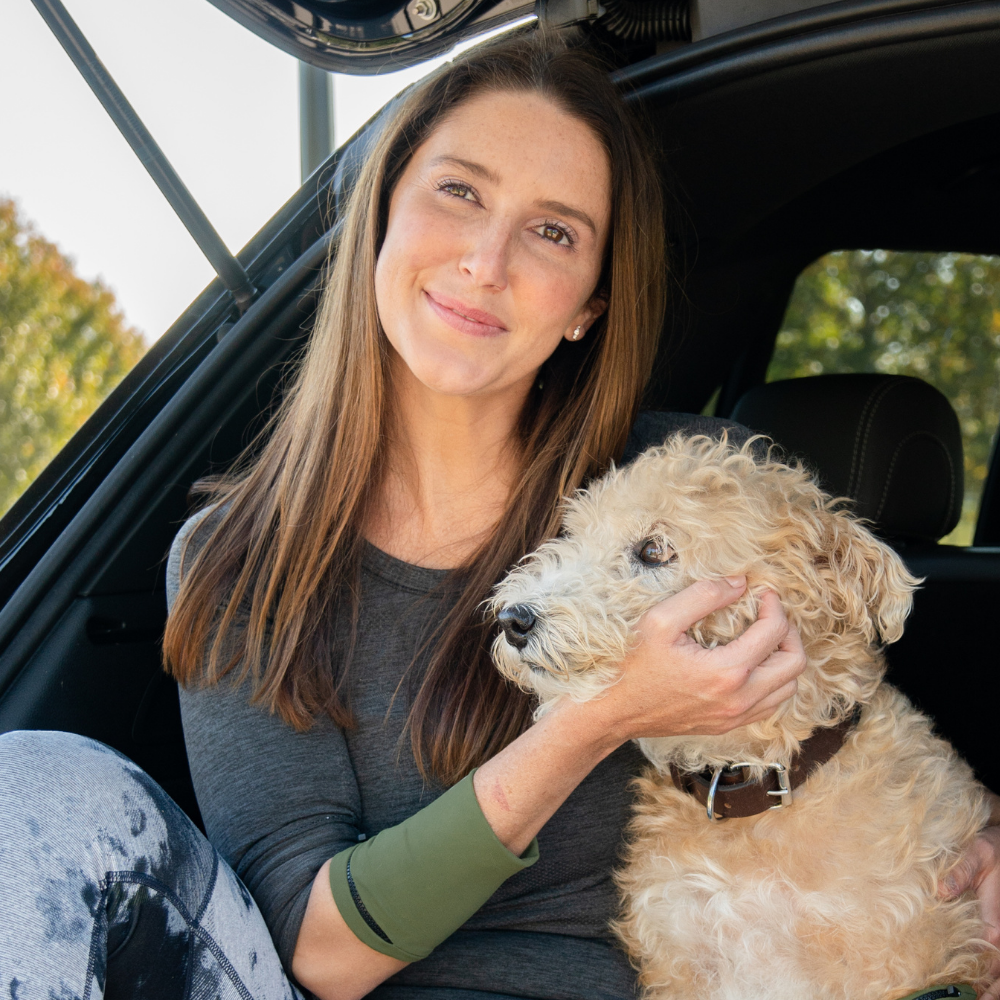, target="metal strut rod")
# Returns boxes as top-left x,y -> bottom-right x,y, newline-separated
30,0 -> 257,314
